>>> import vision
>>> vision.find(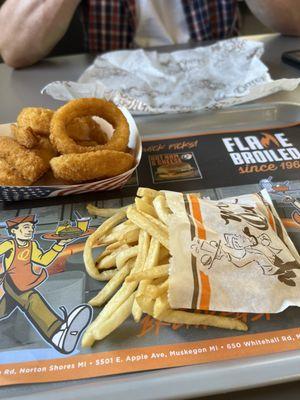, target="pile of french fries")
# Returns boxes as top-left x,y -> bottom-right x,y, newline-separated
82,188 -> 247,347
